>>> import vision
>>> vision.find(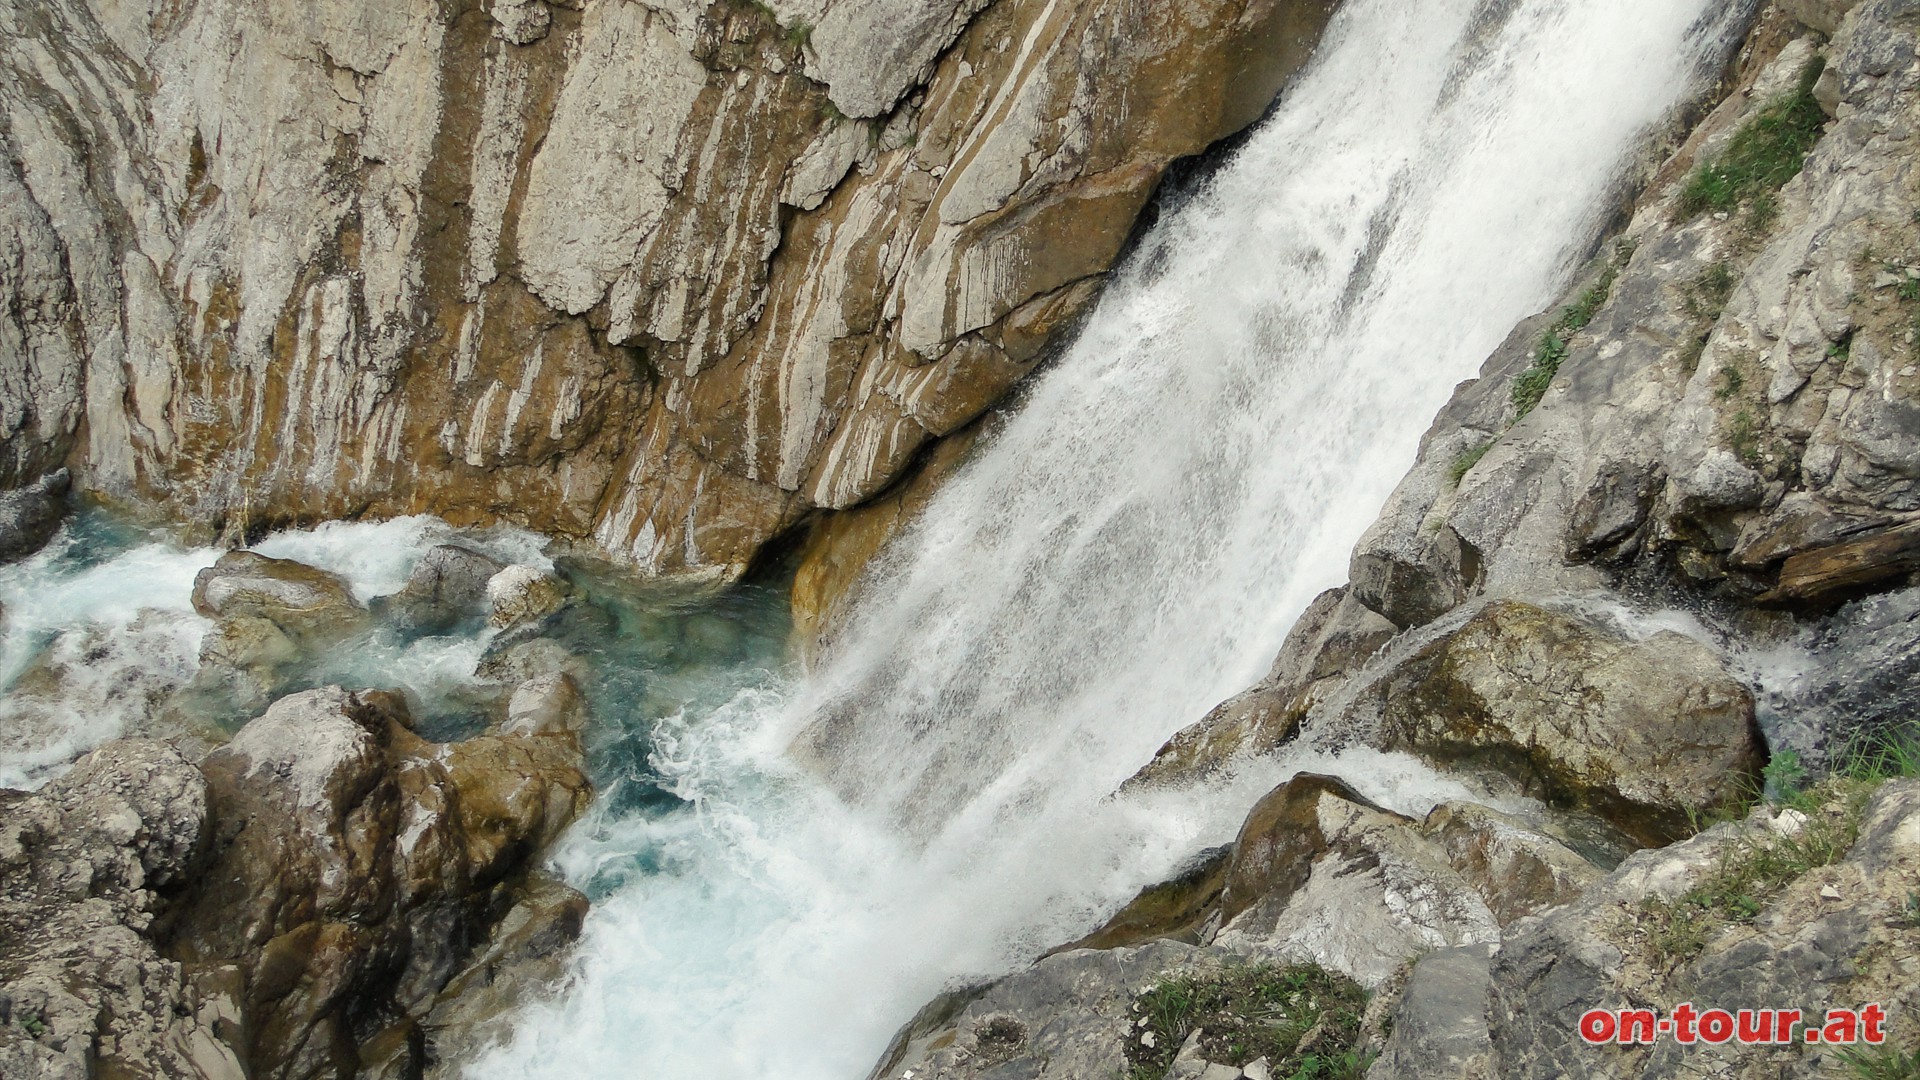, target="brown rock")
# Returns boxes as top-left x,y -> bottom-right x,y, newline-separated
1760,518 -> 1920,604
1374,601 -> 1764,846
163,686 -> 592,1080
1131,588 -> 1396,787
